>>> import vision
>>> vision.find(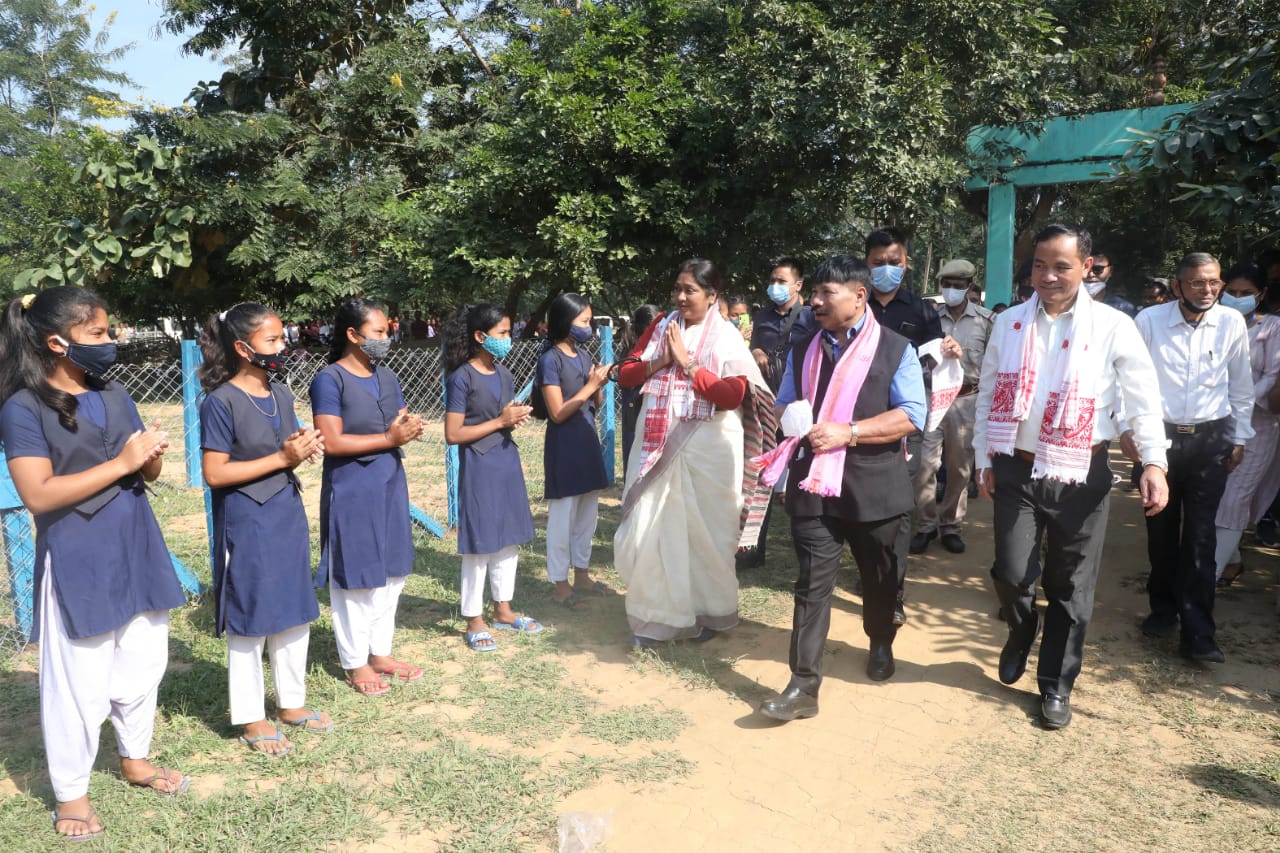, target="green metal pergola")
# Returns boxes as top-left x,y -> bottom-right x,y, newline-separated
965,104 -> 1190,306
